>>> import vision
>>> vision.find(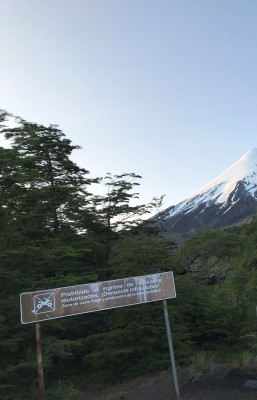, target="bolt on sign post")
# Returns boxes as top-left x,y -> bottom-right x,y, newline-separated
20,271 -> 180,400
